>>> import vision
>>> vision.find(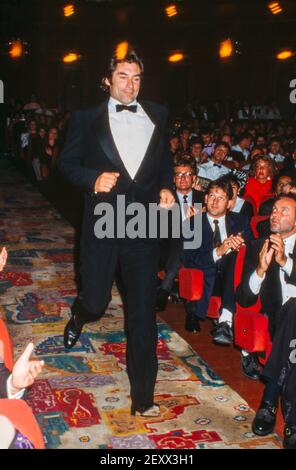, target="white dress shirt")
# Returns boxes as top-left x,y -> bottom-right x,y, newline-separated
268,152 -> 285,163
108,97 -> 154,179
231,144 -> 250,161
6,374 -> 25,399
176,190 -> 193,221
207,214 -> 234,324
207,213 -> 227,262
231,196 -> 245,214
249,233 -> 296,305
198,160 -> 230,181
